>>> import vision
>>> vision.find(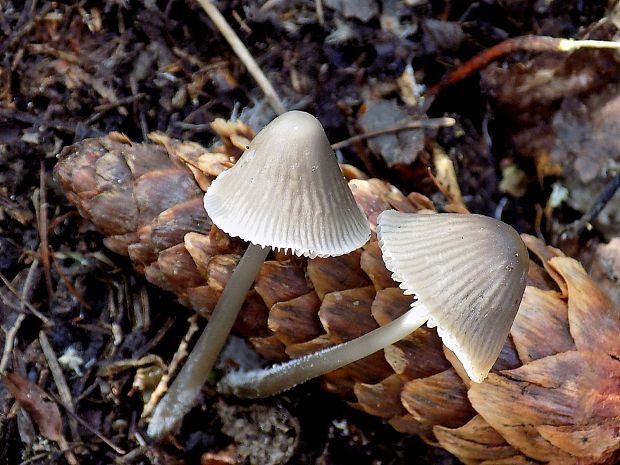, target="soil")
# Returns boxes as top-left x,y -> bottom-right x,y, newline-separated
0,1 -> 619,464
